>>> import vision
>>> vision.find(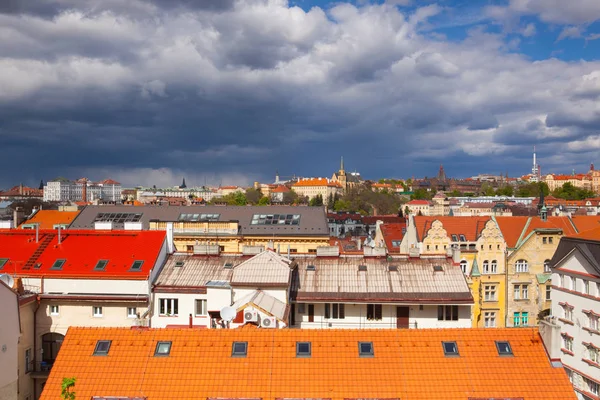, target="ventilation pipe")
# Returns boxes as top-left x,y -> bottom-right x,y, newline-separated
58,226 -> 62,245
287,244 -> 290,258
166,222 -> 174,253
35,224 -> 39,243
